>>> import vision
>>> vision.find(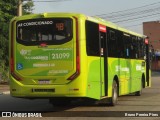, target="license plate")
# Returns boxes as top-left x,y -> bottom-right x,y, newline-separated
38,80 -> 50,84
